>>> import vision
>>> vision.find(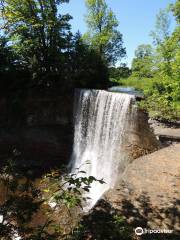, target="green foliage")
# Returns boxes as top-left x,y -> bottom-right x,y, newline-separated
134,44 -> 153,58
140,95 -> 180,121
109,64 -> 131,80
113,215 -> 132,238
172,0 -> 180,24
68,201 -> 133,240
0,36 -> 14,72
117,76 -> 154,92
150,8 -> 171,45
0,0 -> 109,100
117,76 -> 180,121
0,0 -> 110,129
131,56 -> 154,78
42,168 -> 105,210
67,32 -> 109,89
131,44 -> 154,78
142,2 -> 180,121
0,0 -> 72,88
129,1 -> 180,121
0,151 -> 42,240
0,150 -> 105,239
84,0 -> 126,65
